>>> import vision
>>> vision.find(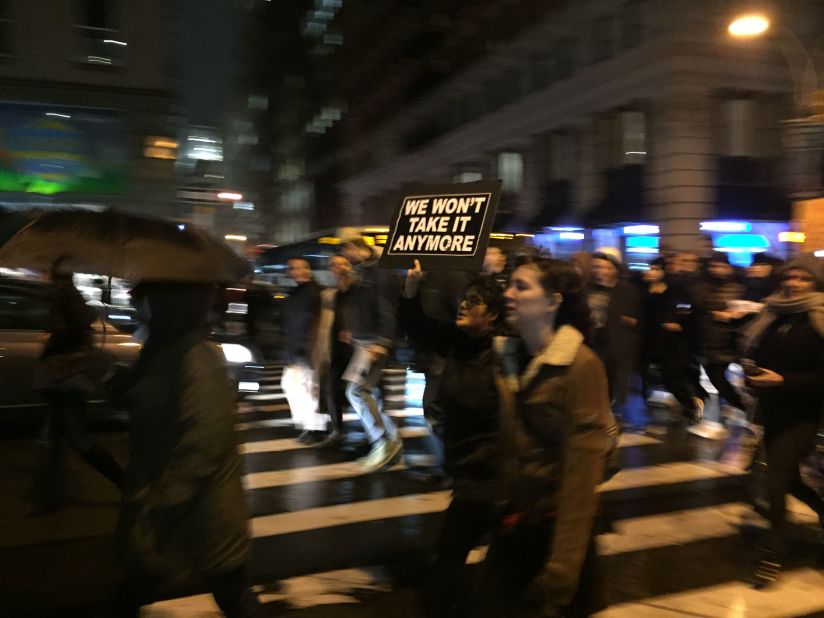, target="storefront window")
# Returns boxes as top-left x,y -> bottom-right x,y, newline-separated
498,151 -> 523,192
